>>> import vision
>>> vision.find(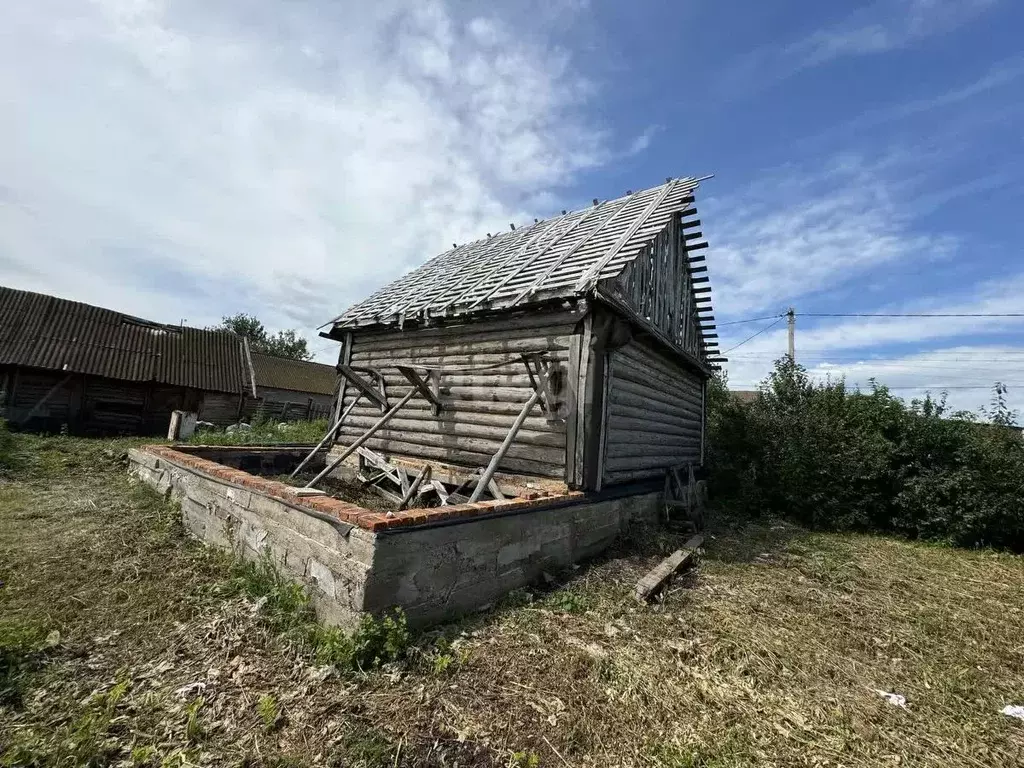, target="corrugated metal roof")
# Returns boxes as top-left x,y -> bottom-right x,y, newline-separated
329,176 -> 711,331
0,286 -> 248,394
250,352 -> 336,396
